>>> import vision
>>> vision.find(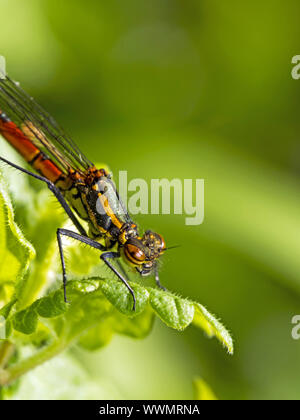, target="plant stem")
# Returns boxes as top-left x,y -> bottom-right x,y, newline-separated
0,339 -> 65,386
0,341 -> 15,369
